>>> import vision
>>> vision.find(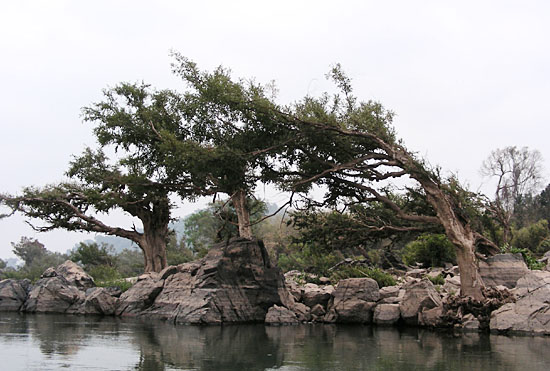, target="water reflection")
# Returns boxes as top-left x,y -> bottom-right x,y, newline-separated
0,313 -> 549,370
